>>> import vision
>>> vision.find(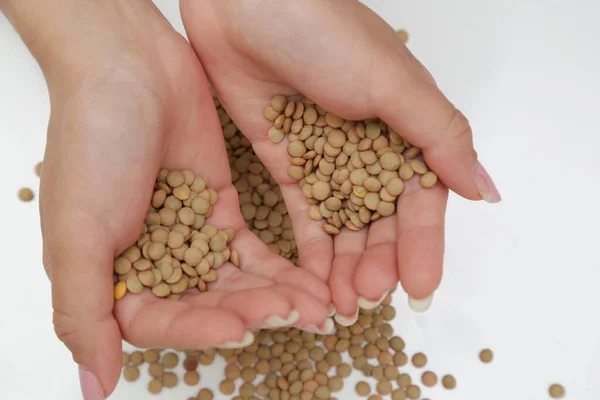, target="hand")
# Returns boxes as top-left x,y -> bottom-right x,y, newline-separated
8,1 -> 331,398
180,0 -> 501,323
